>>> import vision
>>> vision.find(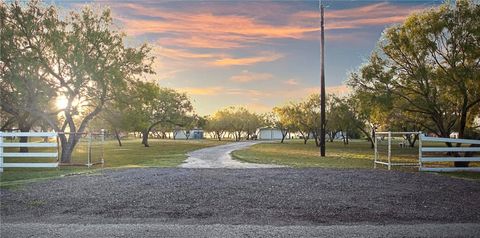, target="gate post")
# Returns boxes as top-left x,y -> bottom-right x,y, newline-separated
0,132 -> 4,172
387,131 -> 392,170
87,133 -> 92,168
101,129 -> 105,166
418,131 -> 423,171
